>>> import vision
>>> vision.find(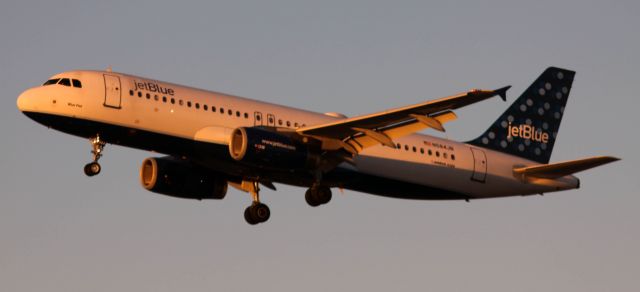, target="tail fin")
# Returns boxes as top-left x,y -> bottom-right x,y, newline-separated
467,67 -> 575,164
